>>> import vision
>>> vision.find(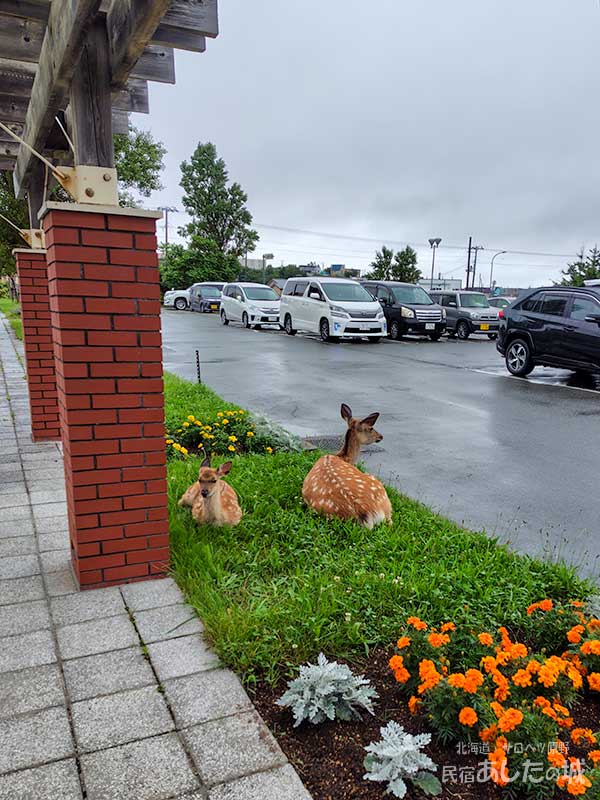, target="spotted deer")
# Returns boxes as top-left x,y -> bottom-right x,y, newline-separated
302,403 -> 392,528
178,456 -> 243,526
